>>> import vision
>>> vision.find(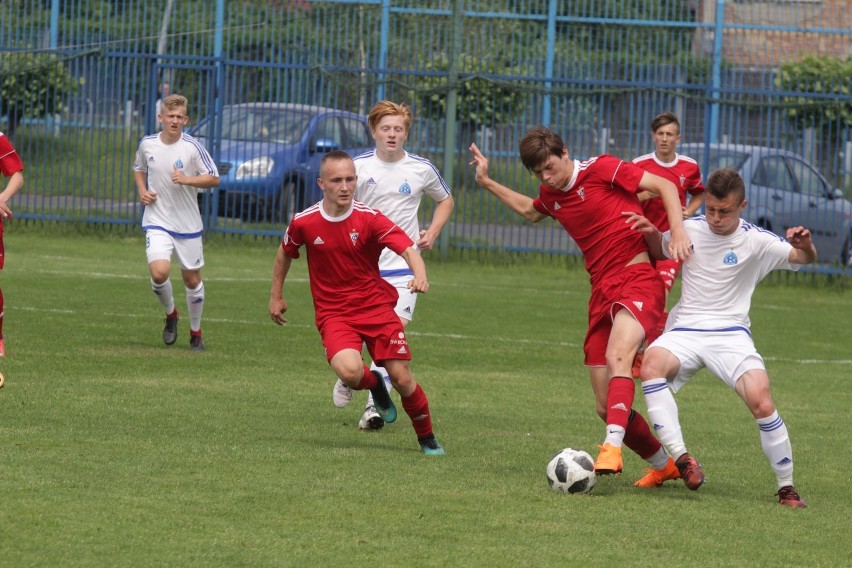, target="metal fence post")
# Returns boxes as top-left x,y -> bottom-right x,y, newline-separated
439,0 -> 464,260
